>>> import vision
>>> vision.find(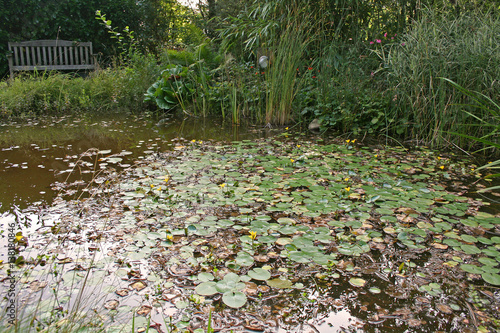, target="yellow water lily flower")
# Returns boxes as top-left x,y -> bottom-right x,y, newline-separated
345,187 -> 351,192
219,183 -> 226,188
249,231 -> 257,240
150,184 -> 155,188
166,234 -> 173,241
346,139 -> 350,143
191,139 -> 196,143
297,145 -> 301,148
290,159 -> 295,163
439,166 -> 444,170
